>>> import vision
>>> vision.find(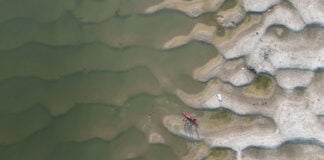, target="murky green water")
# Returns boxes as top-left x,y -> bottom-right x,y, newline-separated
0,0 -> 228,160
